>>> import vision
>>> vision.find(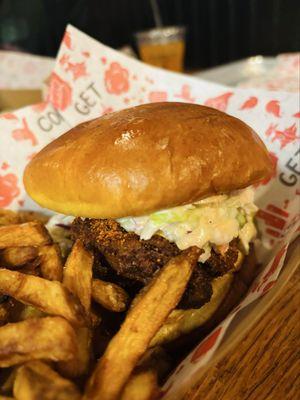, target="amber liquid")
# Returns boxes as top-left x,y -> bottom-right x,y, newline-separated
139,40 -> 185,72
